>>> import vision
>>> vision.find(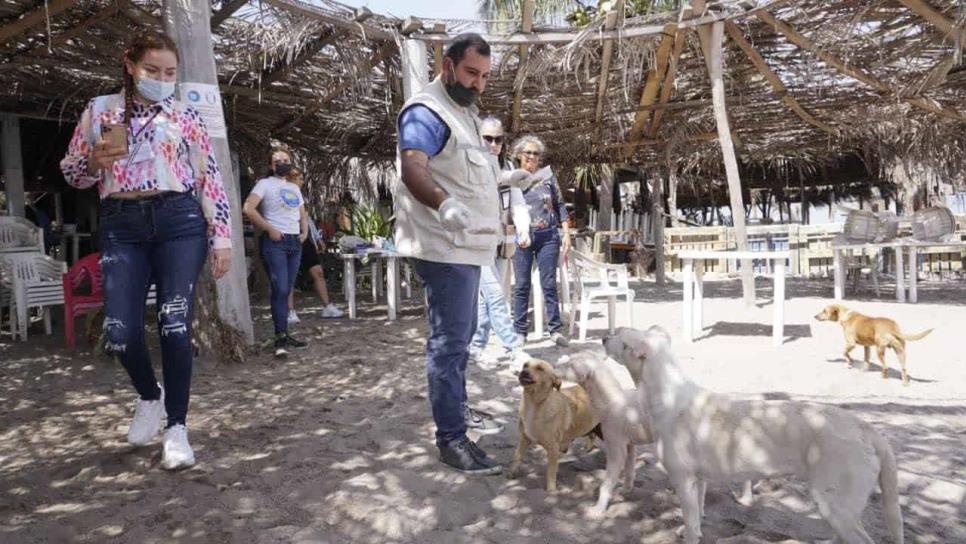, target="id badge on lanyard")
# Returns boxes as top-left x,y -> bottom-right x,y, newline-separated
125,110 -> 162,167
